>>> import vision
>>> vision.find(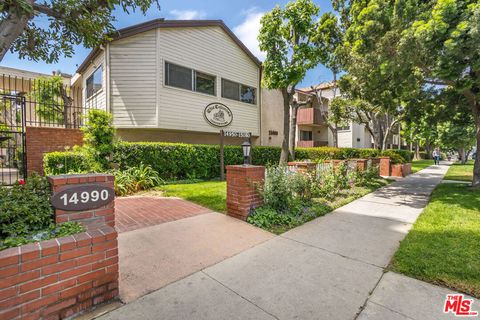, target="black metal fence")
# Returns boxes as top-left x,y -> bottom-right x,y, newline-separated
0,93 -> 26,185
0,74 -> 86,128
0,74 -> 90,184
